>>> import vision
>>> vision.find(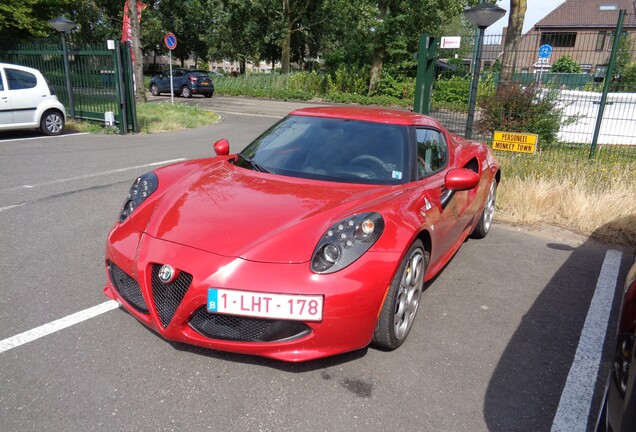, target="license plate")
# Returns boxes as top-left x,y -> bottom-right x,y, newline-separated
201,81 -> 209,85
208,288 -> 323,321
